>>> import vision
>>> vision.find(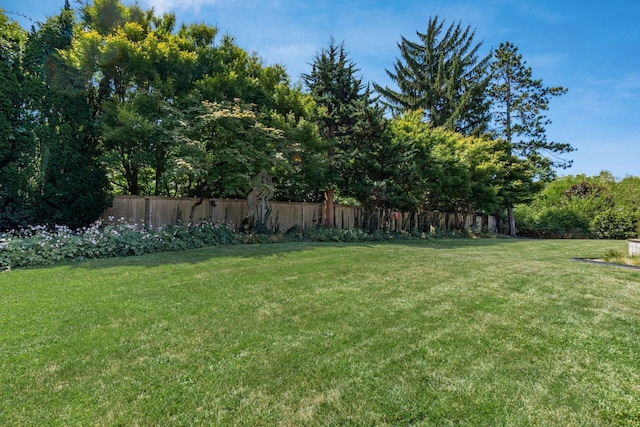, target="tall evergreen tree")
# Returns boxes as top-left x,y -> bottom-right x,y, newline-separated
302,38 -> 368,226
489,41 -> 572,235
489,41 -> 572,172
23,0 -> 111,228
0,11 -> 35,229
375,16 -> 491,135
339,92 -> 393,230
